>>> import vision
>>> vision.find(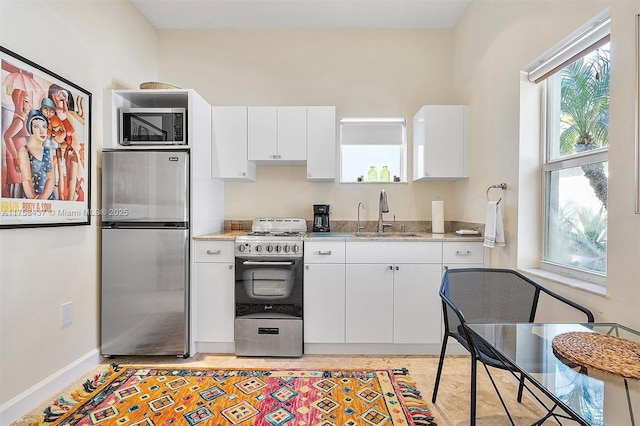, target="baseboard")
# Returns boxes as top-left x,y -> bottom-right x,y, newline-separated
0,348 -> 101,426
